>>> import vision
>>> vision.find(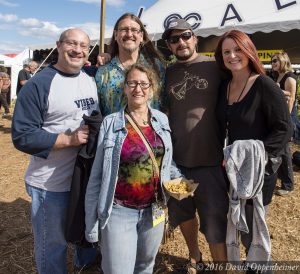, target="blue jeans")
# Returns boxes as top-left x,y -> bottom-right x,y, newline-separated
277,143 -> 294,191
101,203 -> 164,274
26,184 -> 98,274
